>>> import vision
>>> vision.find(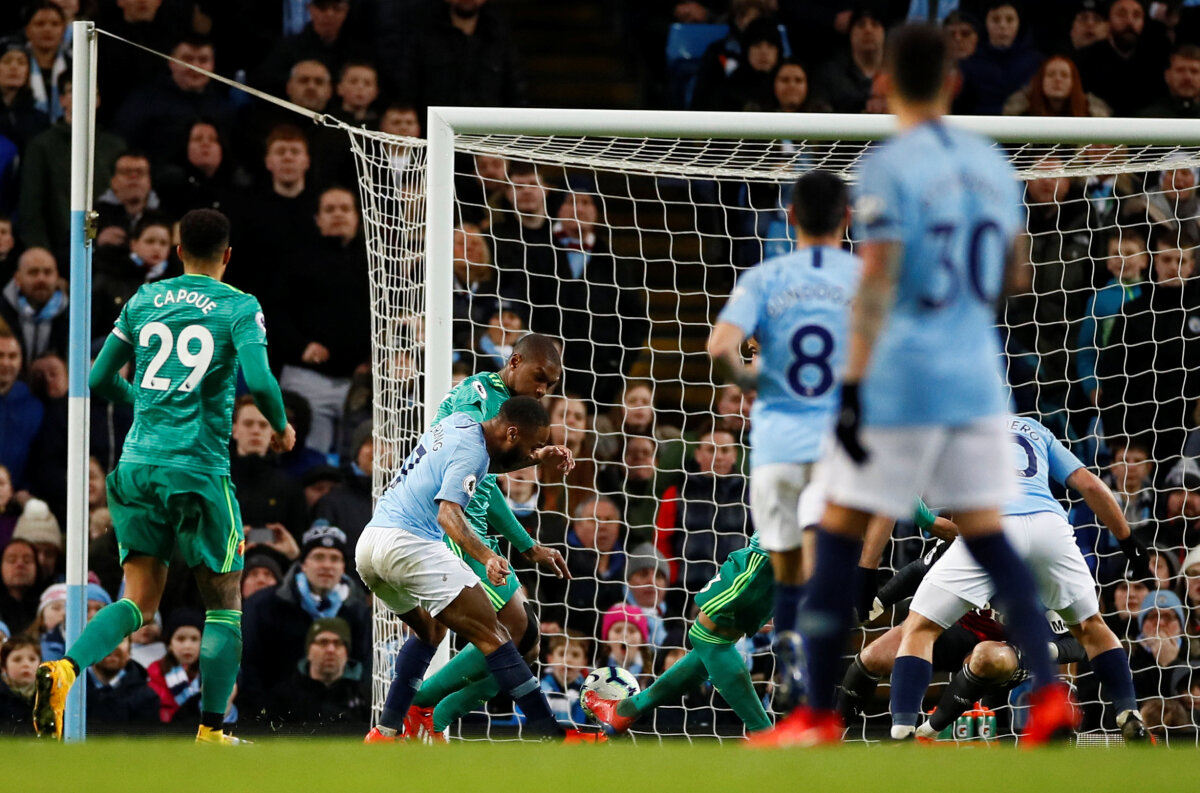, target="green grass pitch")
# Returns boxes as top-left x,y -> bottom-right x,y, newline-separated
0,738 -> 1179,793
